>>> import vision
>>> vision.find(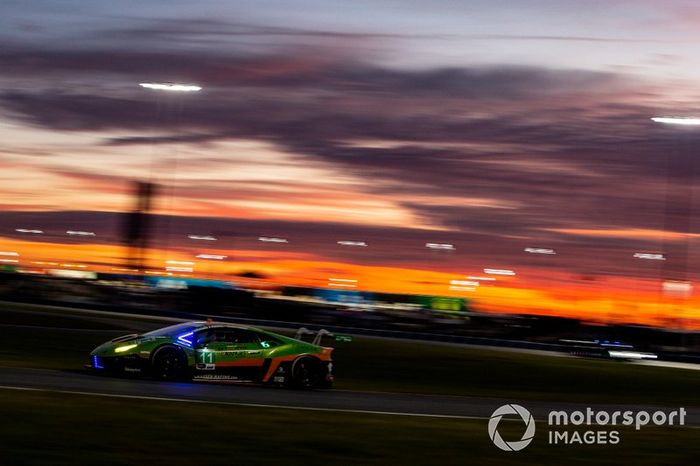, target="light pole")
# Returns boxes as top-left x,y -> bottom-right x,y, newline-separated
650,116 -> 700,326
136,82 -> 202,275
